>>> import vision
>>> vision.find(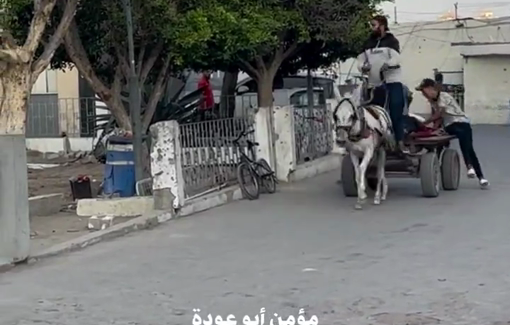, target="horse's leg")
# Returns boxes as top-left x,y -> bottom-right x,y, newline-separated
350,151 -> 360,184
381,156 -> 389,201
355,142 -> 374,209
349,151 -> 363,209
374,146 -> 386,205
